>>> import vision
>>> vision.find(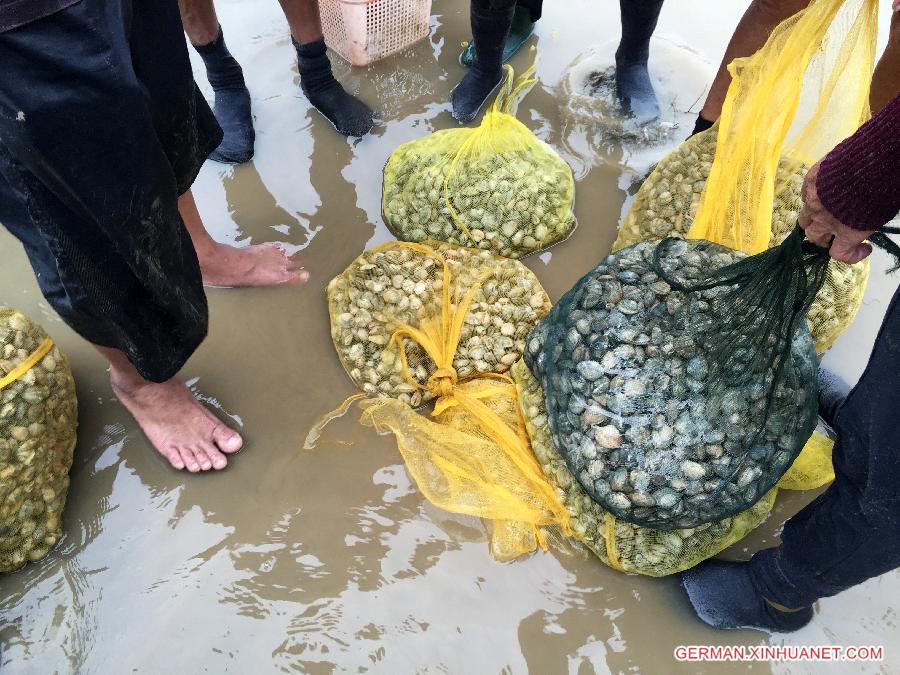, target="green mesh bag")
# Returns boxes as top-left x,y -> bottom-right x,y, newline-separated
524,233 -> 824,529
0,308 -> 77,572
512,358 -> 777,576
